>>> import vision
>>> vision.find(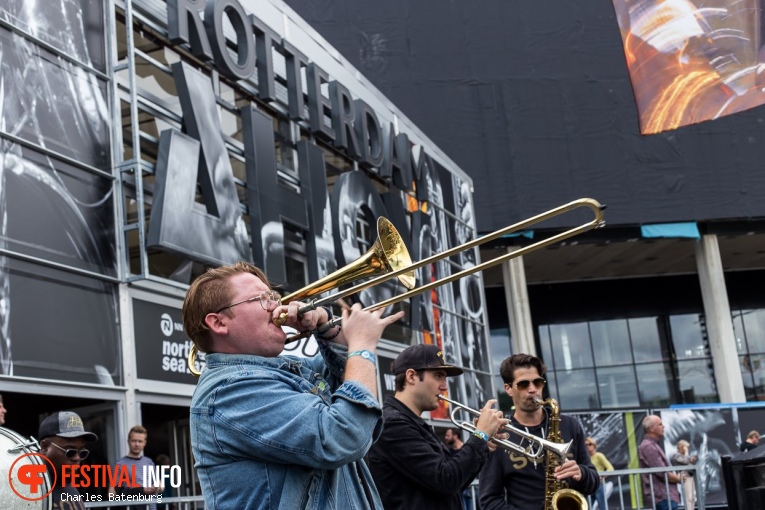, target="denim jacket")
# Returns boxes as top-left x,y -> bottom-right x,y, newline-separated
190,341 -> 384,510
